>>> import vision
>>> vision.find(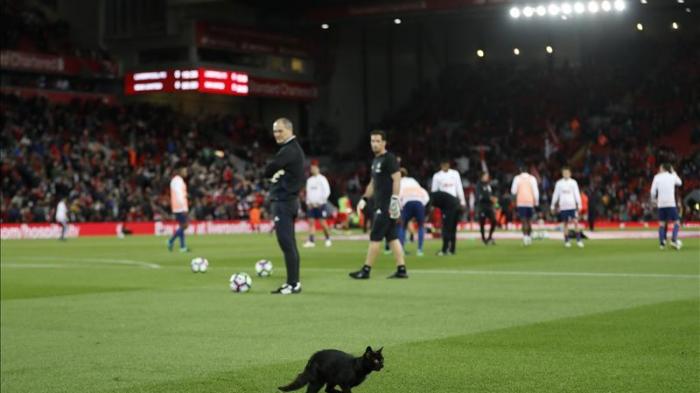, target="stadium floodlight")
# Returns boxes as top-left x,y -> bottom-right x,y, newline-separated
510,7 -> 521,18
321,23 -> 329,30
523,6 -> 535,17
677,0 -> 684,4
574,2 -> 586,14
613,0 -> 626,11
636,22 -> 644,31
477,49 -> 485,58
536,5 -> 547,16
561,14 -> 569,19
601,1 -> 612,11
548,4 -> 561,16
686,7 -> 691,13
640,0 -> 647,4
671,21 -> 679,29
546,45 -> 554,54
394,18 -> 402,24
561,3 -> 573,14
588,1 -> 600,13
513,48 -> 521,55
